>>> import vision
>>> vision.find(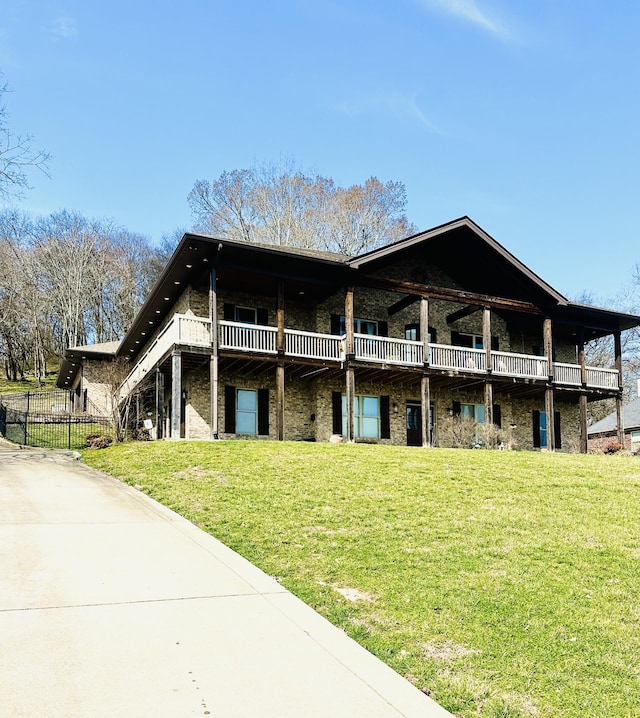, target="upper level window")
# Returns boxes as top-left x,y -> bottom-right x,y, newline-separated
235,306 -> 257,324
340,316 -> 379,336
454,333 -> 484,349
405,324 -> 436,342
